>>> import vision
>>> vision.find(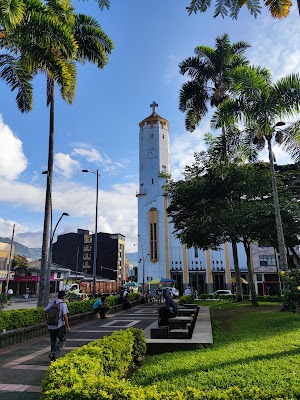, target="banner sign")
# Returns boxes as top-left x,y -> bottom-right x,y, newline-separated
0,270 -> 14,280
